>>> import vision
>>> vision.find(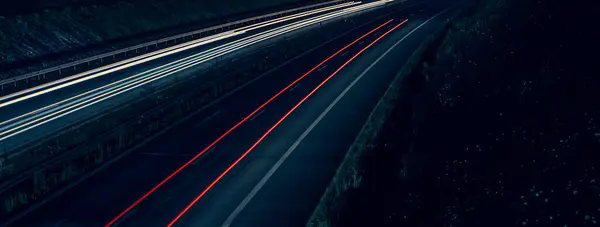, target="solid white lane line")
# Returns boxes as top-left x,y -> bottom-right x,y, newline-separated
220,7 -> 452,226
2,9 -> 390,224
0,1 -> 392,142
0,2 -> 360,107
0,2 -> 384,124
